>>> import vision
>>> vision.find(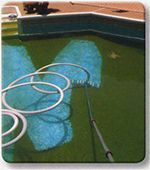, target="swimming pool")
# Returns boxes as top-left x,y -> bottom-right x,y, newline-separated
2,34 -> 145,163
